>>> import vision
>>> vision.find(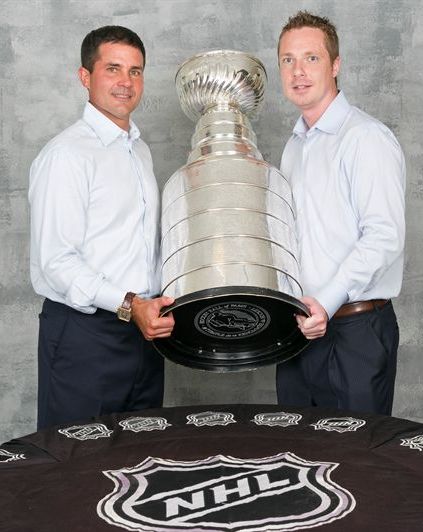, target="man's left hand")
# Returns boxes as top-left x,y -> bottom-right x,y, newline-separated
131,296 -> 175,341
